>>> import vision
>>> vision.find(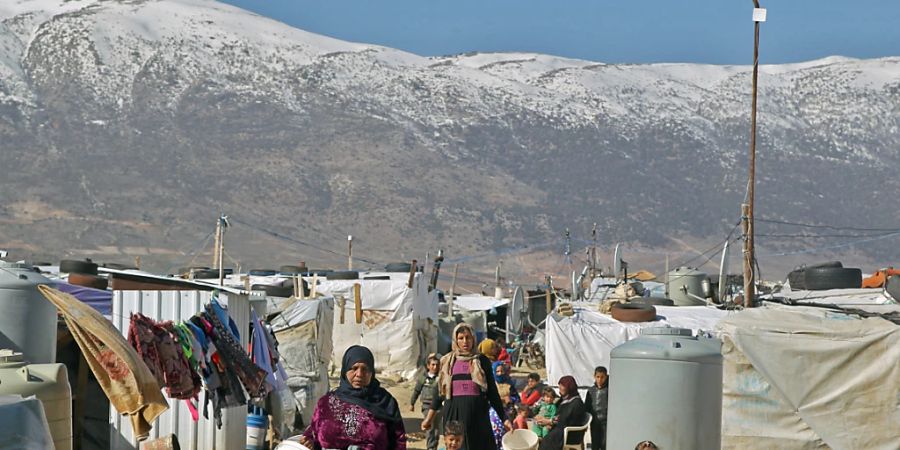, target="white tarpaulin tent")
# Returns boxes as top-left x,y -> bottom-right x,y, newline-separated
716,305 -> 900,450
269,297 -> 334,427
546,305 -> 730,387
769,287 -> 898,306
453,295 -> 509,311
314,272 -> 438,379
